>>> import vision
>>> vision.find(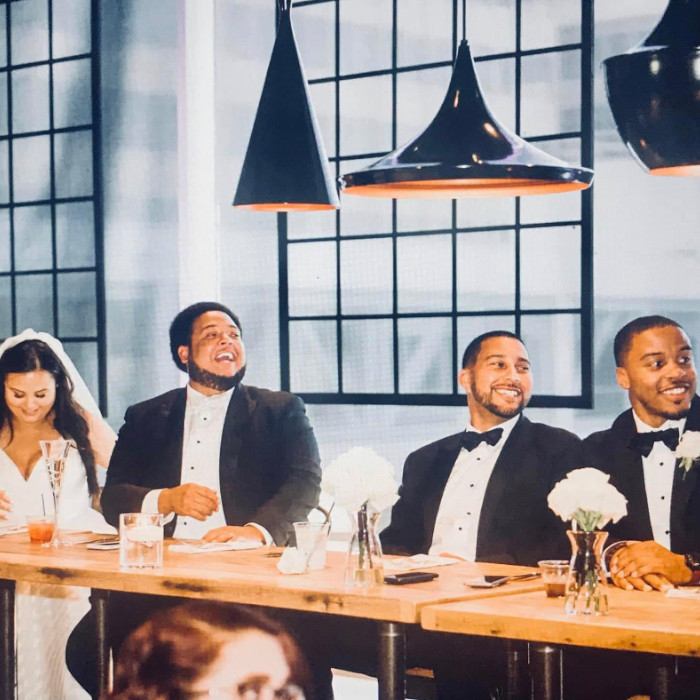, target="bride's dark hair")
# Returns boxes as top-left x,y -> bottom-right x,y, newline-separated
0,339 -> 98,495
